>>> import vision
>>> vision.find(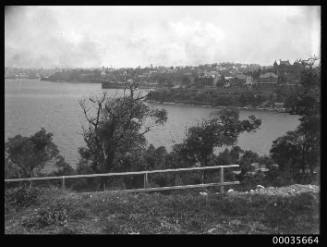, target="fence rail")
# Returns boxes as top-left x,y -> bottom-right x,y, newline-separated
5,164 -> 240,193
